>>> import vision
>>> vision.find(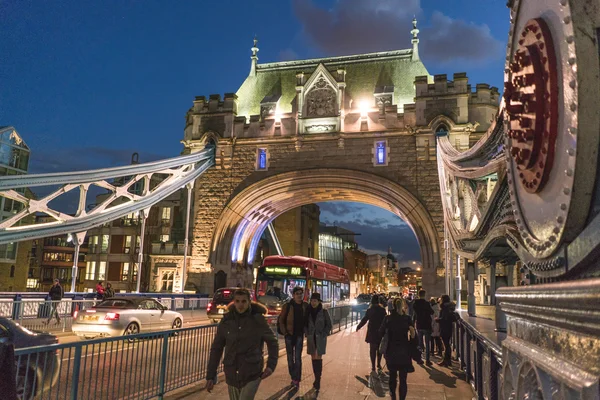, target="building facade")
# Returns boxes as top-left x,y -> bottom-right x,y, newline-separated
318,225 -> 356,267
343,245 -> 368,297
0,126 -> 33,292
271,204 -> 320,259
